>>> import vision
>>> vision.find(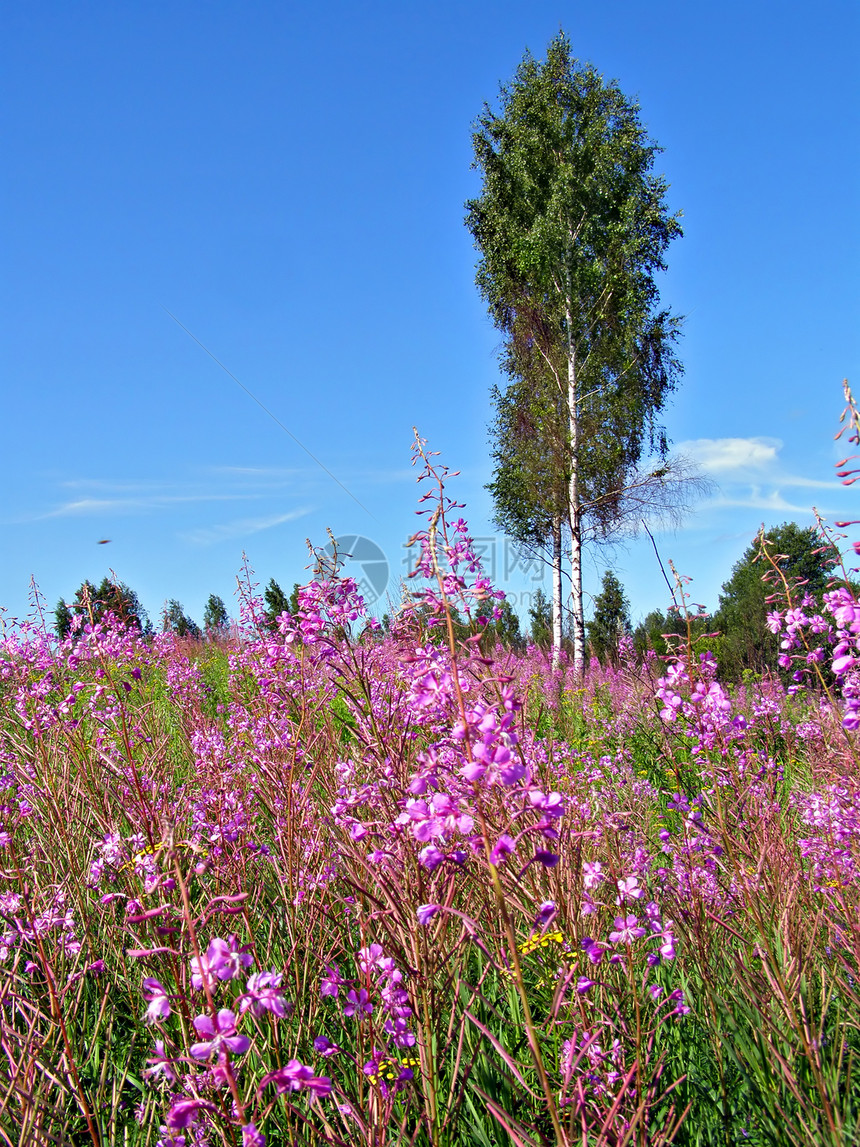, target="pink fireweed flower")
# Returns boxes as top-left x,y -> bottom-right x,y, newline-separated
190,935 -> 253,990
659,933 -> 677,960
142,977 -> 172,1024
357,943 -> 387,974
489,834 -> 515,866
143,1039 -> 177,1082
320,964 -> 343,998
166,1099 -> 217,1130
343,988 -> 373,1017
615,876 -> 644,903
536,900 -> 556,925
417,903 -> 439,925
240,971 -> 291,1018
581,937 -> 605,965
210,935 -> 253,980
190,1009 -> 250,1059
261,1059 -> 332,1098
608,915 -> 646,945
669,988 -> 691,1015
242,1124 -> 266,1147
527,789 -> 565,817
